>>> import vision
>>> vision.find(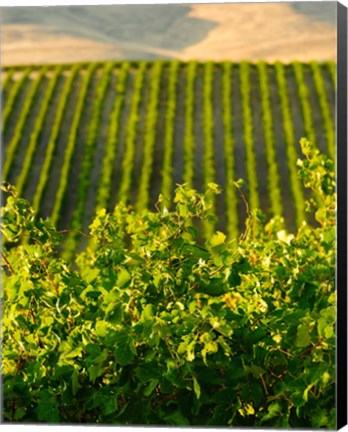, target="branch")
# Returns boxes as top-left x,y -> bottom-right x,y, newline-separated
57,229 -> 92,239
1,252 -> 15,274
